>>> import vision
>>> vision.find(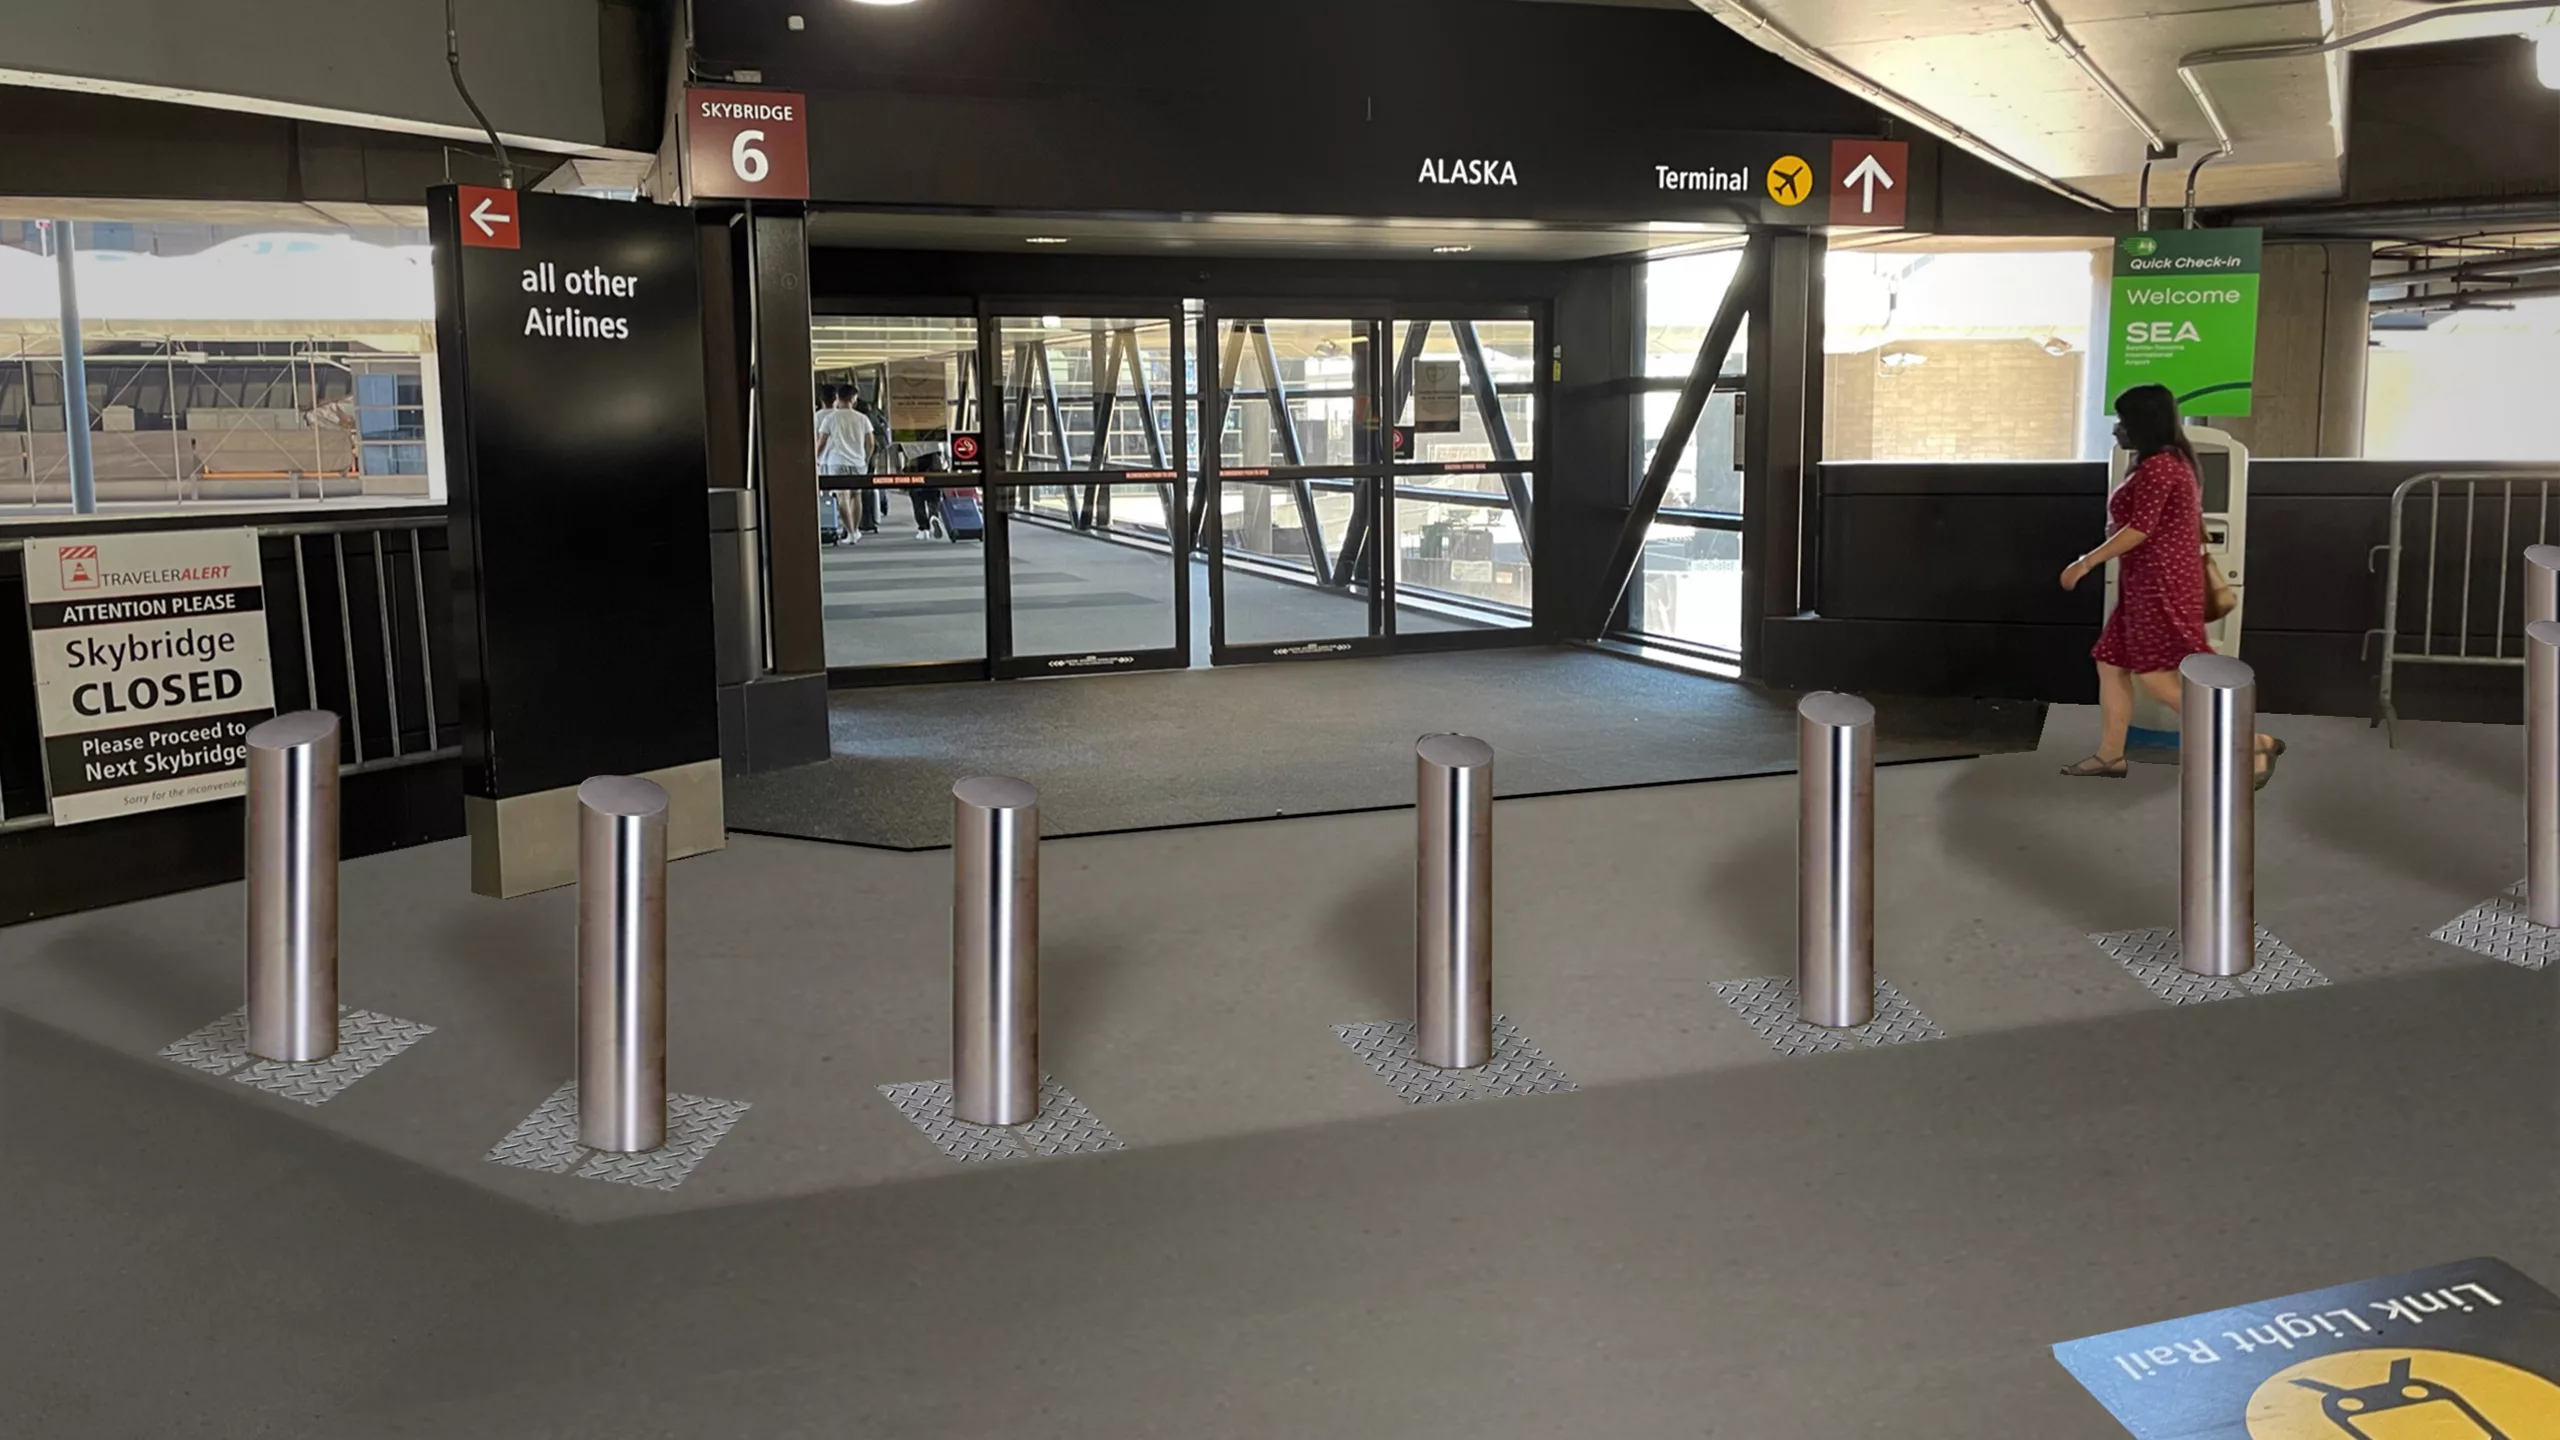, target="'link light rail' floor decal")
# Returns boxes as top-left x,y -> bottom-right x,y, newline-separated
2087,926 -> 2329,1006
877,1076 -> 1125,1163
1712,977 -> 1945,1057
1332,1015 -> 1578,1105
487,1082 -> 751,1191
161,1007 -> 434,1106
2433,881 -> 2560,971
